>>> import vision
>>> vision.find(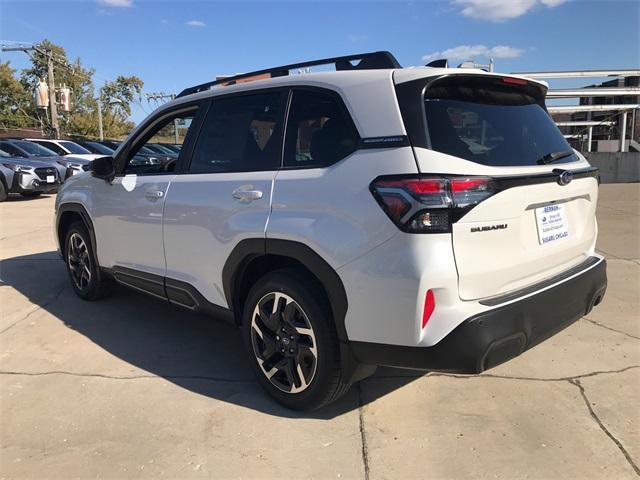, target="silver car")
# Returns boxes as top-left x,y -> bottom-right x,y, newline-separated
0,149 -> 62,200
